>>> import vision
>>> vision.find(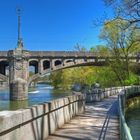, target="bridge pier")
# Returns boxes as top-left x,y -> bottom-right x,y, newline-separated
8,42 -> 30,101
50,59 -> 55,70
38,59 -> 43,73
9,78 -> 28,100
